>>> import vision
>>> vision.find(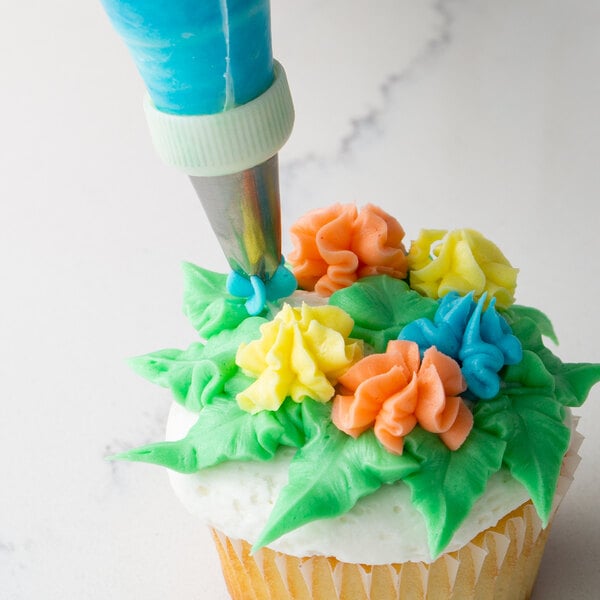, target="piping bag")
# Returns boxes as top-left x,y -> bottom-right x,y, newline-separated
100,0 -> 296,314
